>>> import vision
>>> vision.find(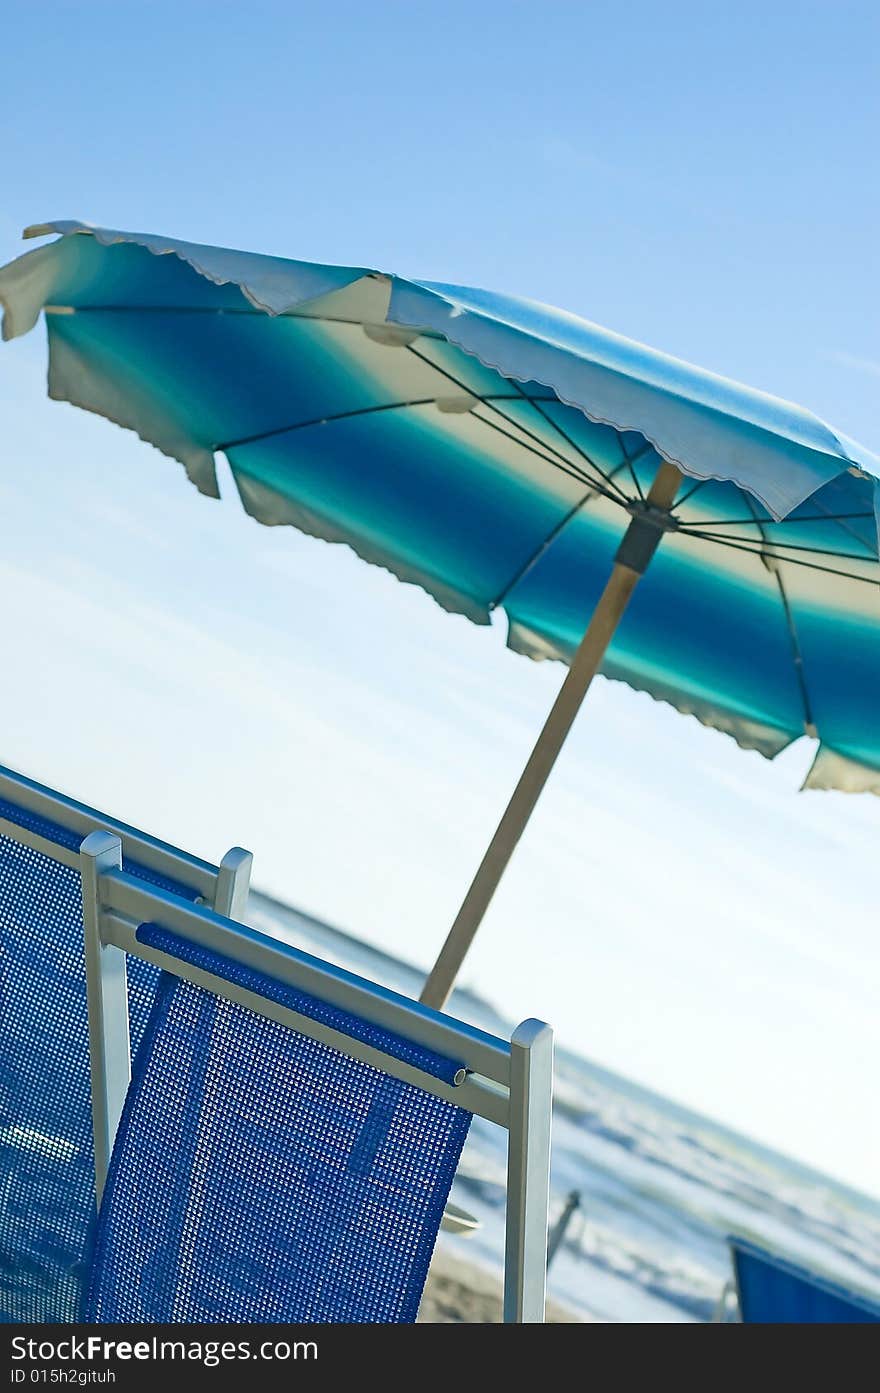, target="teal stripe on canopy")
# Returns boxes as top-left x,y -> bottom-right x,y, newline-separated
1,221 -> 878,792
